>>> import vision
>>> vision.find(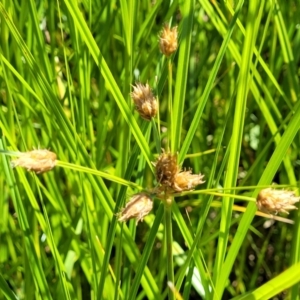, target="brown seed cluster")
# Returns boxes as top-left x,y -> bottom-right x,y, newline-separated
154,151 -> 179,187
159,24 -> 178,57
11,149 -> 57,174
256,188 -> 300,214
153,150 -> 205,193
117,193 -> 153,224
131,83 -> 157,121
